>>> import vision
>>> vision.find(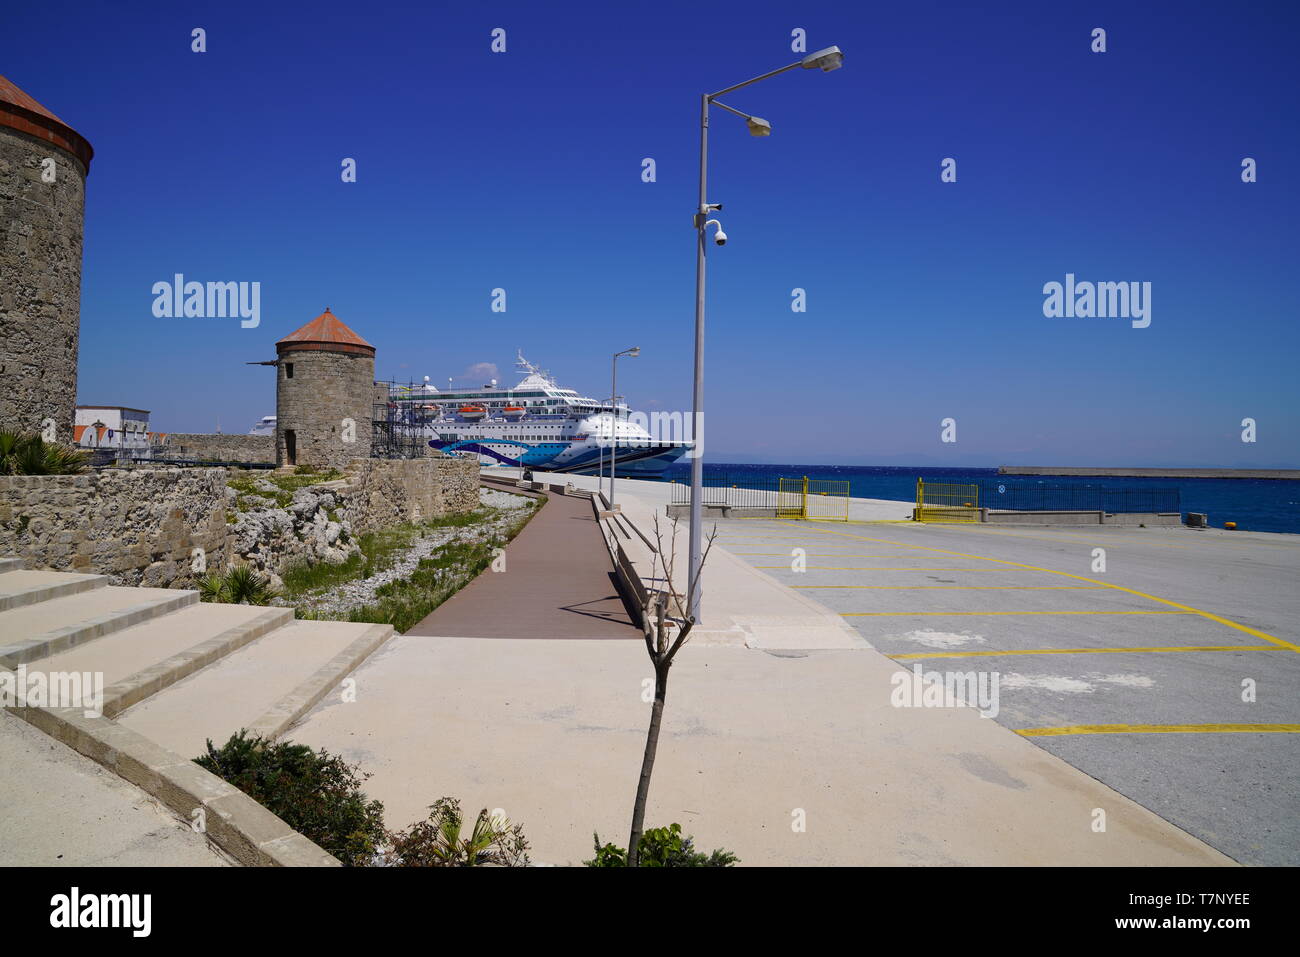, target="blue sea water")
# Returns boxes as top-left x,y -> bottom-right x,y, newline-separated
651,464 -> 1300,535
